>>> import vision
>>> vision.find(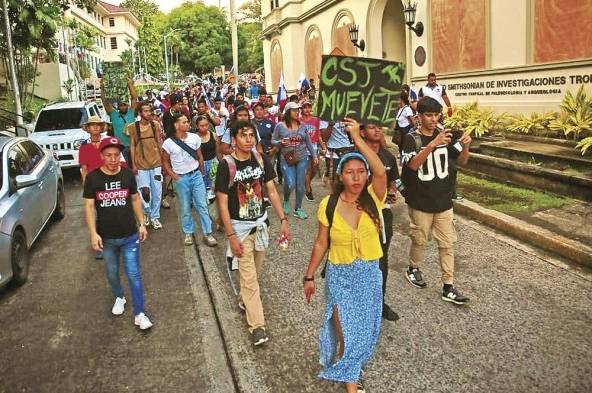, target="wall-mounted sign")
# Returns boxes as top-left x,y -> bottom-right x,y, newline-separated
316,55 -> 406,126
